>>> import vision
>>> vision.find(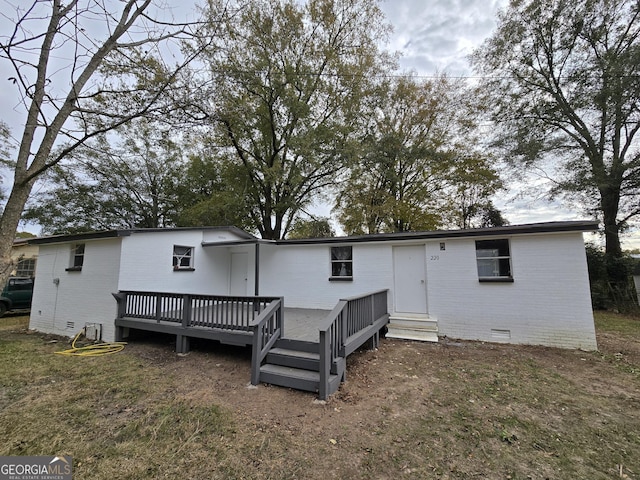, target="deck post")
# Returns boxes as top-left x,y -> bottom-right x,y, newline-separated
176,334 -> 190,354
319,329 -> 330,400
278,296 -> 284,338
112,292 -> 127,319
250,325 -> 262,385
155,293 -> 162,321
182,294 -> 192,328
